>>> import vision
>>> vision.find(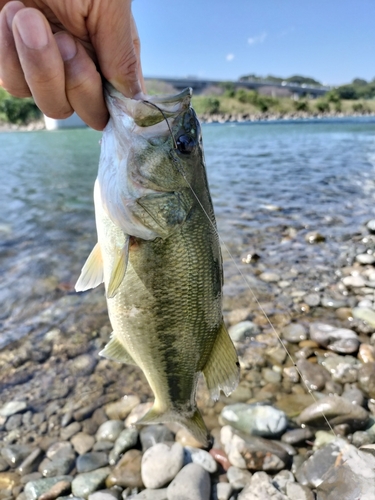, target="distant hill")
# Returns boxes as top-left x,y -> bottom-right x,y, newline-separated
239,74 -> 323,87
